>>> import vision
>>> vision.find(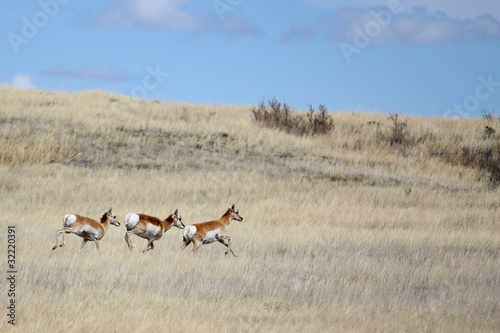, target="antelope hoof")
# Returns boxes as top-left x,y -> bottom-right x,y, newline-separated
59,244 -> 65,248
52,245 -> 57,250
